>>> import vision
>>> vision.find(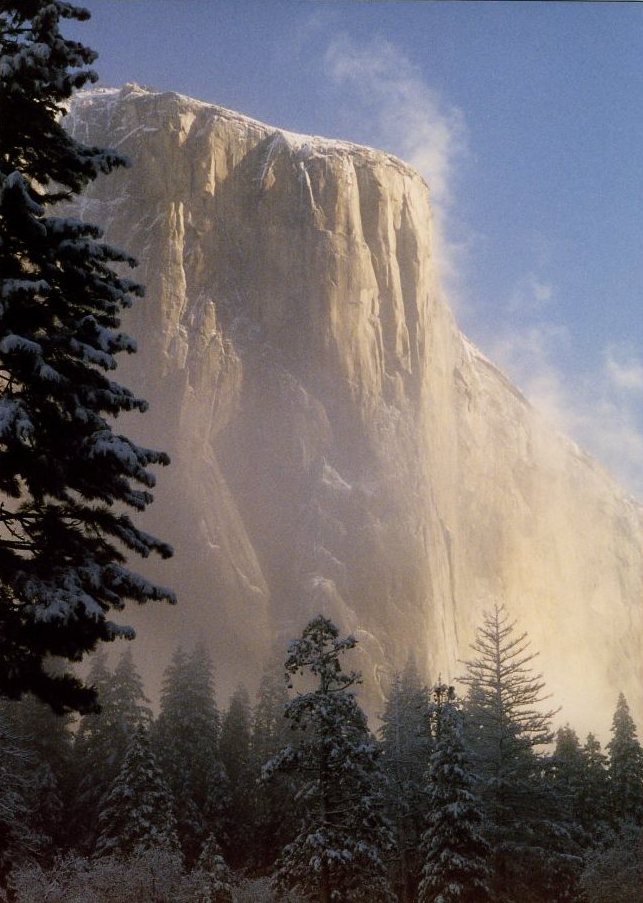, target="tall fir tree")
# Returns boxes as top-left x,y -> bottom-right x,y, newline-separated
252,656 -> 291,767
1,686 -> 75,858
153,644 -> 228,865
379,658 -> 431,903
73,648 -> 151,852
578,732 -> 611,835
0,0 -> 174,714
94,724 -> 179,859
606,693 -> 643,826
460,604 -> 578,901
69,650 -> 111,850
417,684 -> 491,903
250,654 -> 297,871
265,616 -> 395,903
192,832 -> 235,903
547,723 -> 615,855
219,684 -> 252,868
0,710 -> 35,883
547,724 -> 600,861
